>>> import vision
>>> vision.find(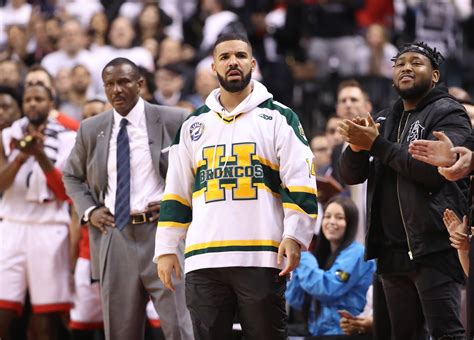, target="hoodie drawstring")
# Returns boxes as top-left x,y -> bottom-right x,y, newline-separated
211,111 -> 236,172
